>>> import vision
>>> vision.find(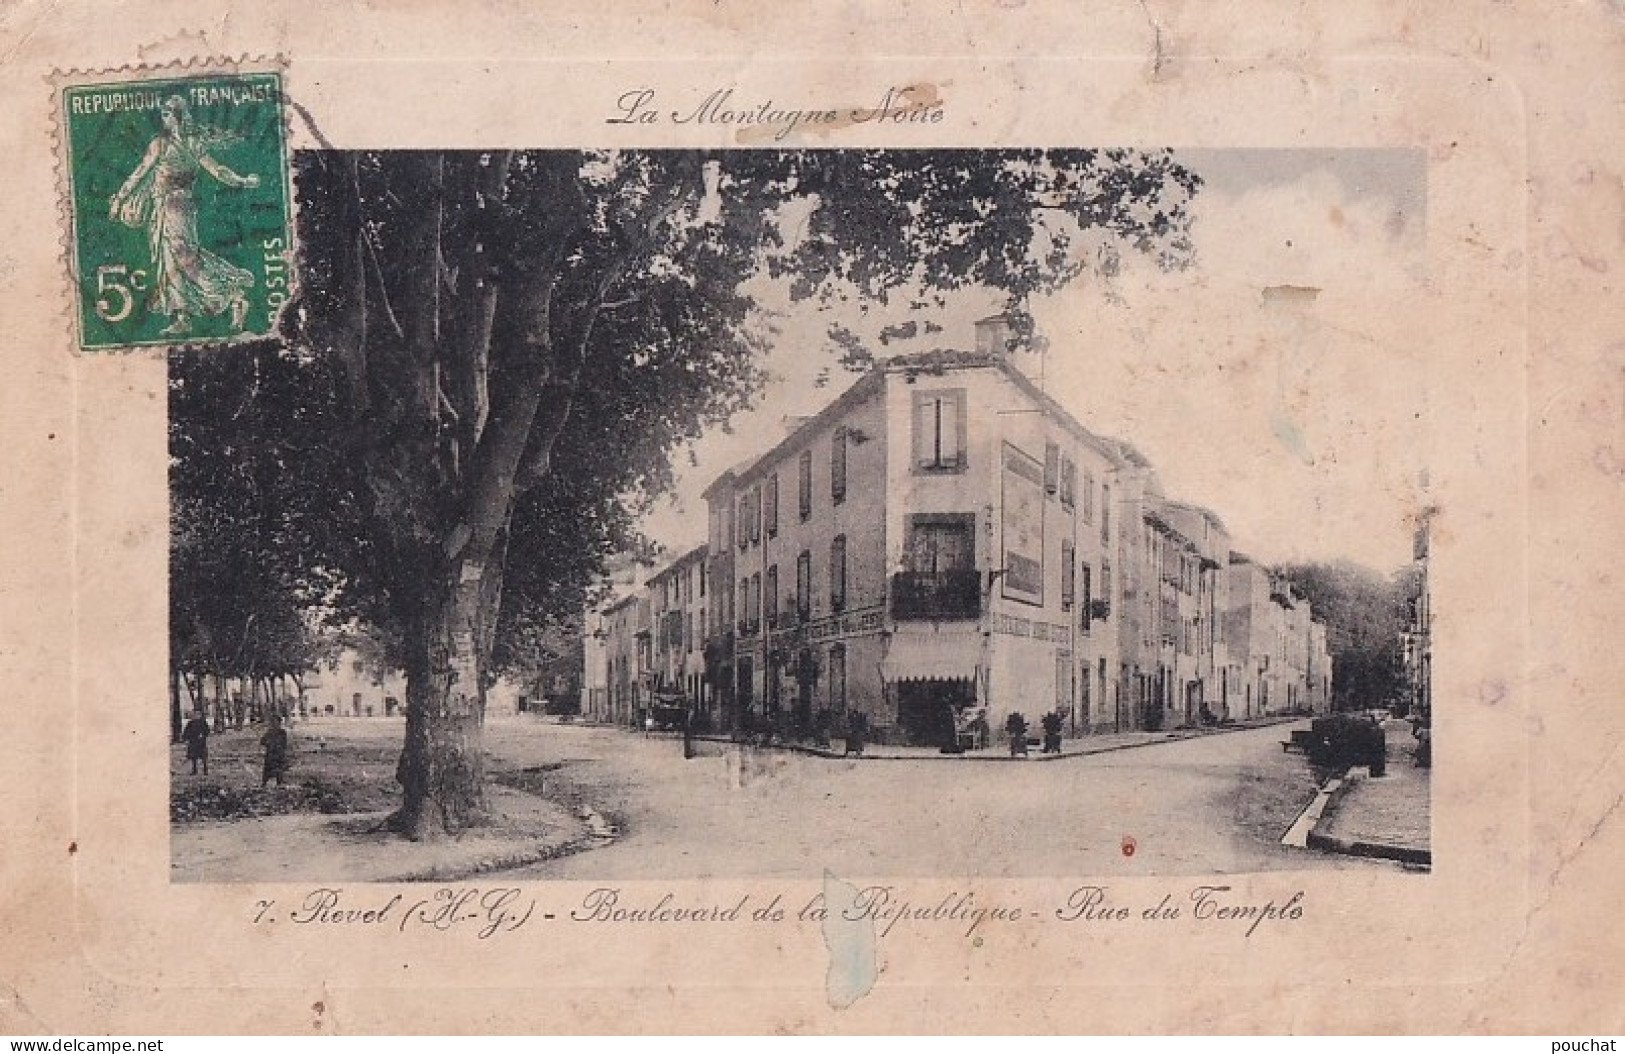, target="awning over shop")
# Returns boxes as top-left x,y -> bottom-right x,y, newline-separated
883,632 -> 980,683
